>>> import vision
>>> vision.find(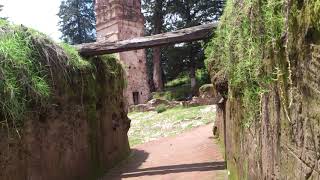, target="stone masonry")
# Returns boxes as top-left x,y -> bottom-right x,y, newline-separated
95,0 -> 150,105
